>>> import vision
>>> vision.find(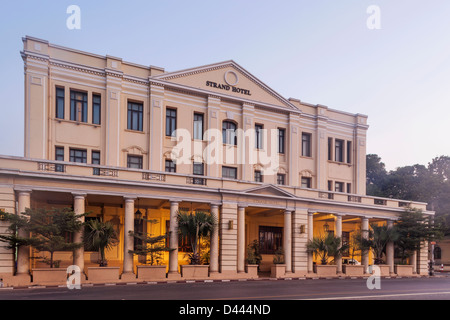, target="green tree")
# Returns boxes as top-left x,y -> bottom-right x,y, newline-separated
84,219 -> 118,267
128,218 -> 172,265
306,233 -> 348,265
356,223 -> 399,265
0,208 -> 85,268
395,208 -> 445,264
366,154 -> 388,197
177,211 -> 217,265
